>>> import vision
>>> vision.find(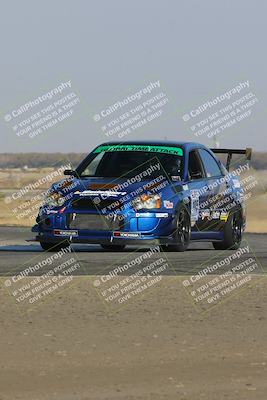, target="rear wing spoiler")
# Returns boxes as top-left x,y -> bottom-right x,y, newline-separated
210,148 -> 252,171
